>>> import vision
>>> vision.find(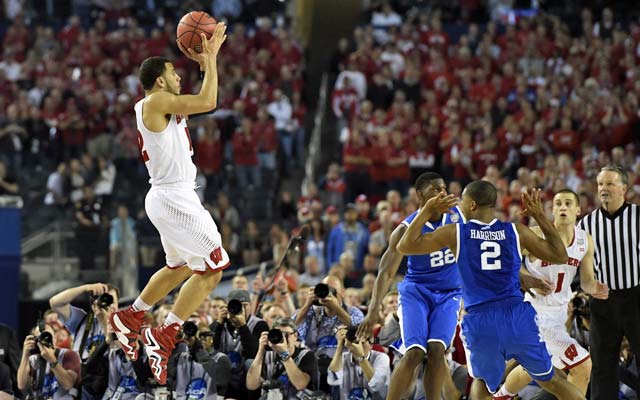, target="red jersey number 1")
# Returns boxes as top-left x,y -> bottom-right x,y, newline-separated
137,131 -> 150,162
